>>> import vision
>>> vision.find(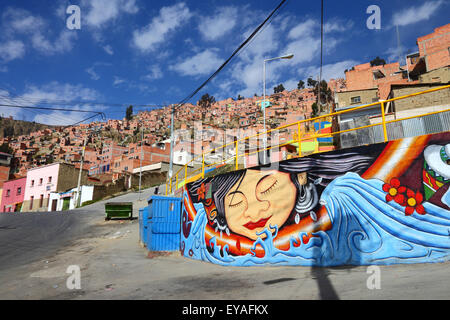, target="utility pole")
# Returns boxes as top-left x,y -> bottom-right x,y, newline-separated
138,125 -> 143,200
168,104 -> 175,195
76,137 -> 88,207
